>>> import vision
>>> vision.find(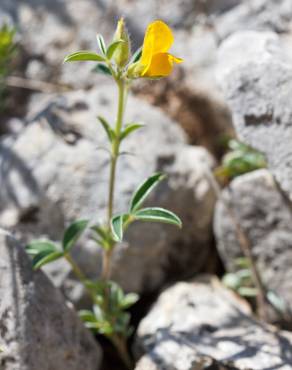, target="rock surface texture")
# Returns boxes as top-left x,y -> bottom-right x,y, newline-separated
0,85 -> 217,305
217,30 -> 292,201
214,169 -> 292,324
0,230 -> 101,370
135,276 -> 292,370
